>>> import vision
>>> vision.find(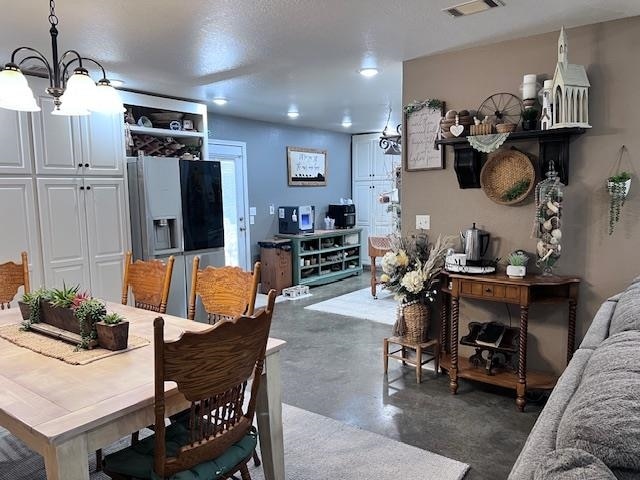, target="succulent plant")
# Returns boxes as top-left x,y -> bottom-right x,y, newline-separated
608,172 -> 631,235
507,252 -> 529,267
74,298 -> 106,349
102,312 -> 124,325
20,287 -> 51,329
49,283 -> 80,309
